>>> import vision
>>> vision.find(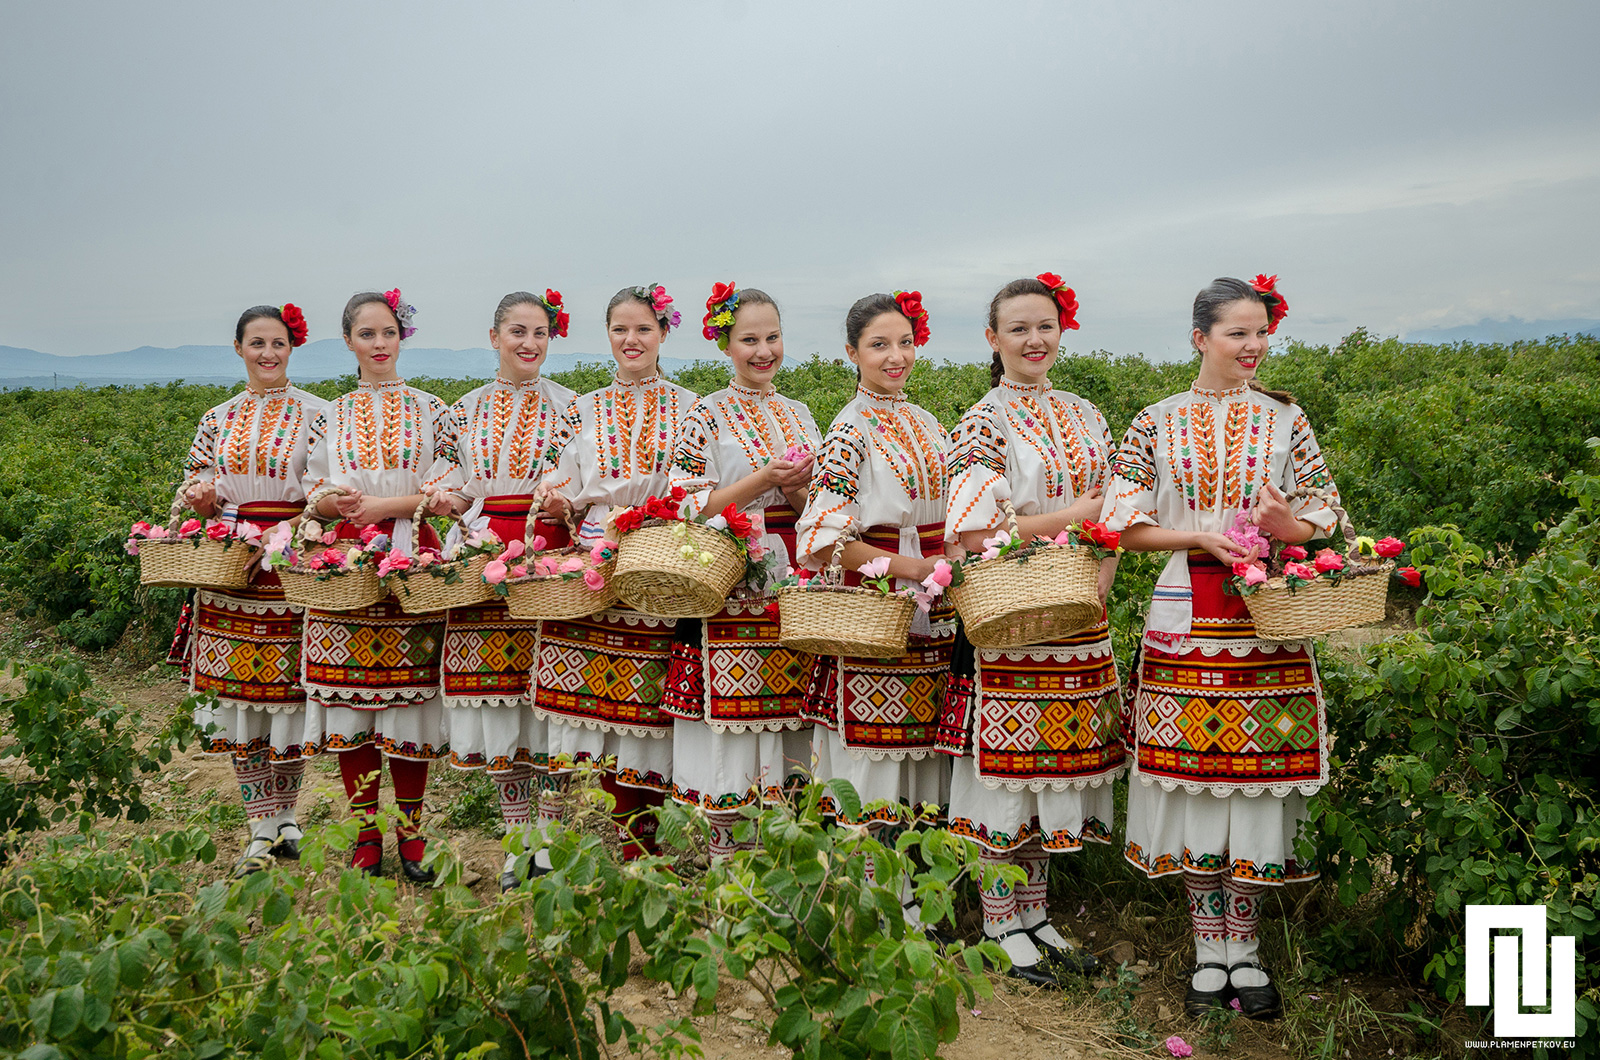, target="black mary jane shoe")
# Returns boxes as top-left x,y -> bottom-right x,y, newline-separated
400,856 -> 437,885
1228,960 -> 1282,1020
983,926 -> 1059,989
1025,925 -> 1100,975
351,840 -> 383,878
232,851 -> 273,879
1183,962 -> 1234,1018
499,869 -> 521,893
269,824 -> 302,861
